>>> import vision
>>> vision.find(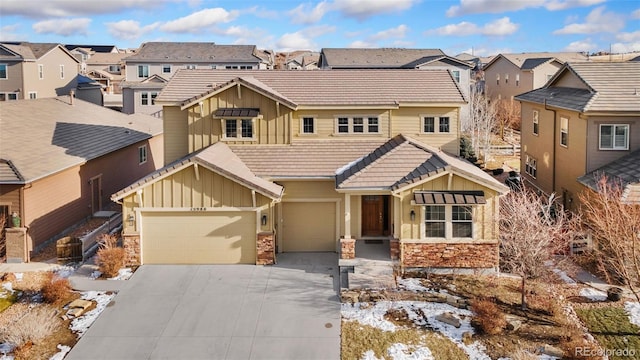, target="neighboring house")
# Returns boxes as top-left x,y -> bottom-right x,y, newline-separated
578,149 -> 640,204
483,52 -> 588,101
120,42 -> 266,114
284,51 -> 320,70
0,96 -> 163,260
121,74 -> 167,116
515,62 -> 640,209
111,69 -> 509,270
0,42 -> 79,101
